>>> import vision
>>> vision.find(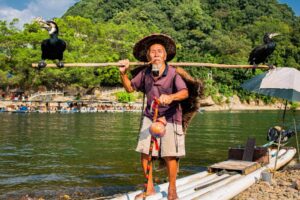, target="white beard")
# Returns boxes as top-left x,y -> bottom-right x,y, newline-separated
152,63 -> 163,70
152,63 -> 162,77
